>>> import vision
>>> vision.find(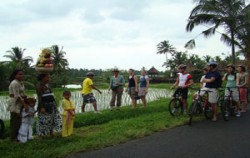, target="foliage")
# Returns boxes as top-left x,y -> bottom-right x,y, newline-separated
186,0 -> 248,64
